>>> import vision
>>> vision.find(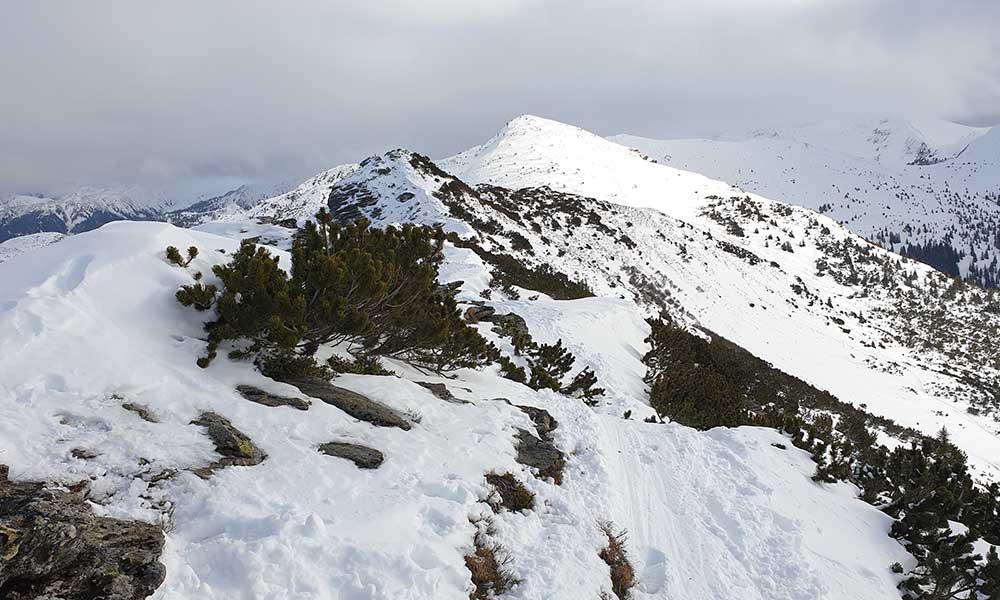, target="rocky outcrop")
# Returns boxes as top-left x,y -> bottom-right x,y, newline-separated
236,385 -> 310,411
277,376 -> 411,430
189,412 -> 267,478
511,405 -> 564,484
517,405 -> 558,438
121,402 -> 158,423
464,304 -> 496,323
515,429 -> 565,485
415,381 -> 471,404
490,312 -> 529,339
318,442 -> 384,469
0,465 -> 166,600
